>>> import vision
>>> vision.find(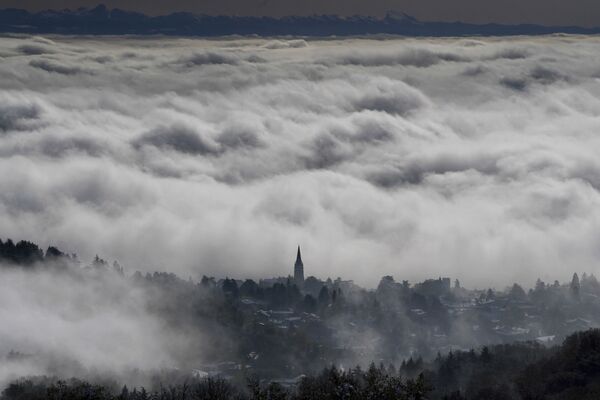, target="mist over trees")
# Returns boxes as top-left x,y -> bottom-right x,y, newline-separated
0,239 -> 44,266
2,237 -> 600,399
3,329 -> 600,399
